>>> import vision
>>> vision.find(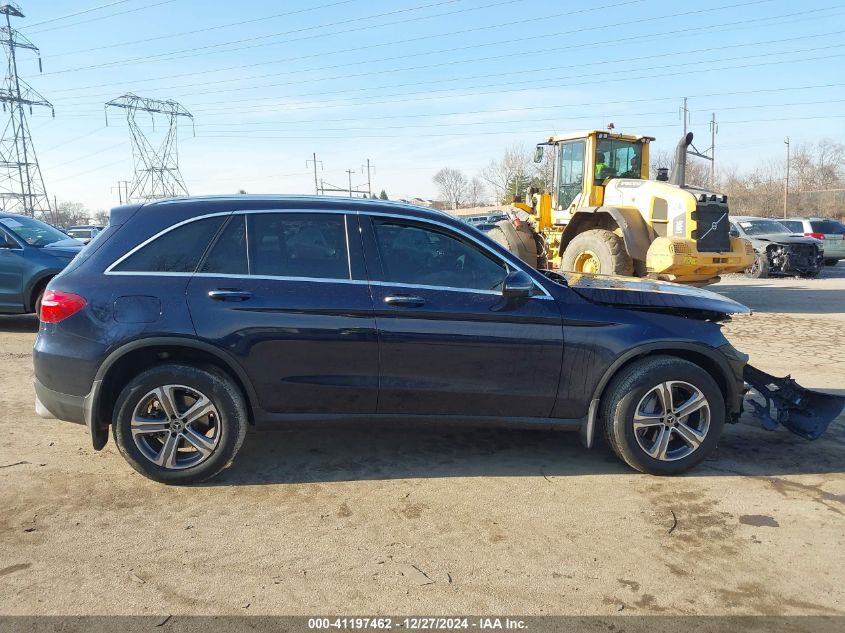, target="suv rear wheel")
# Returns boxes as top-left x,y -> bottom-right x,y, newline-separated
112,364 -> 247,484
602,356 -> 725,475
